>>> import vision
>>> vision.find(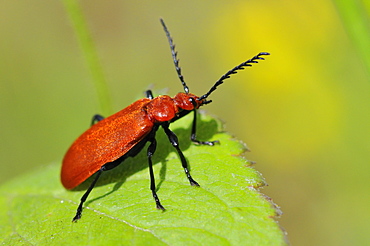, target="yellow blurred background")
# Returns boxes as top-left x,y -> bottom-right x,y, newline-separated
1,1 -> 369,245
